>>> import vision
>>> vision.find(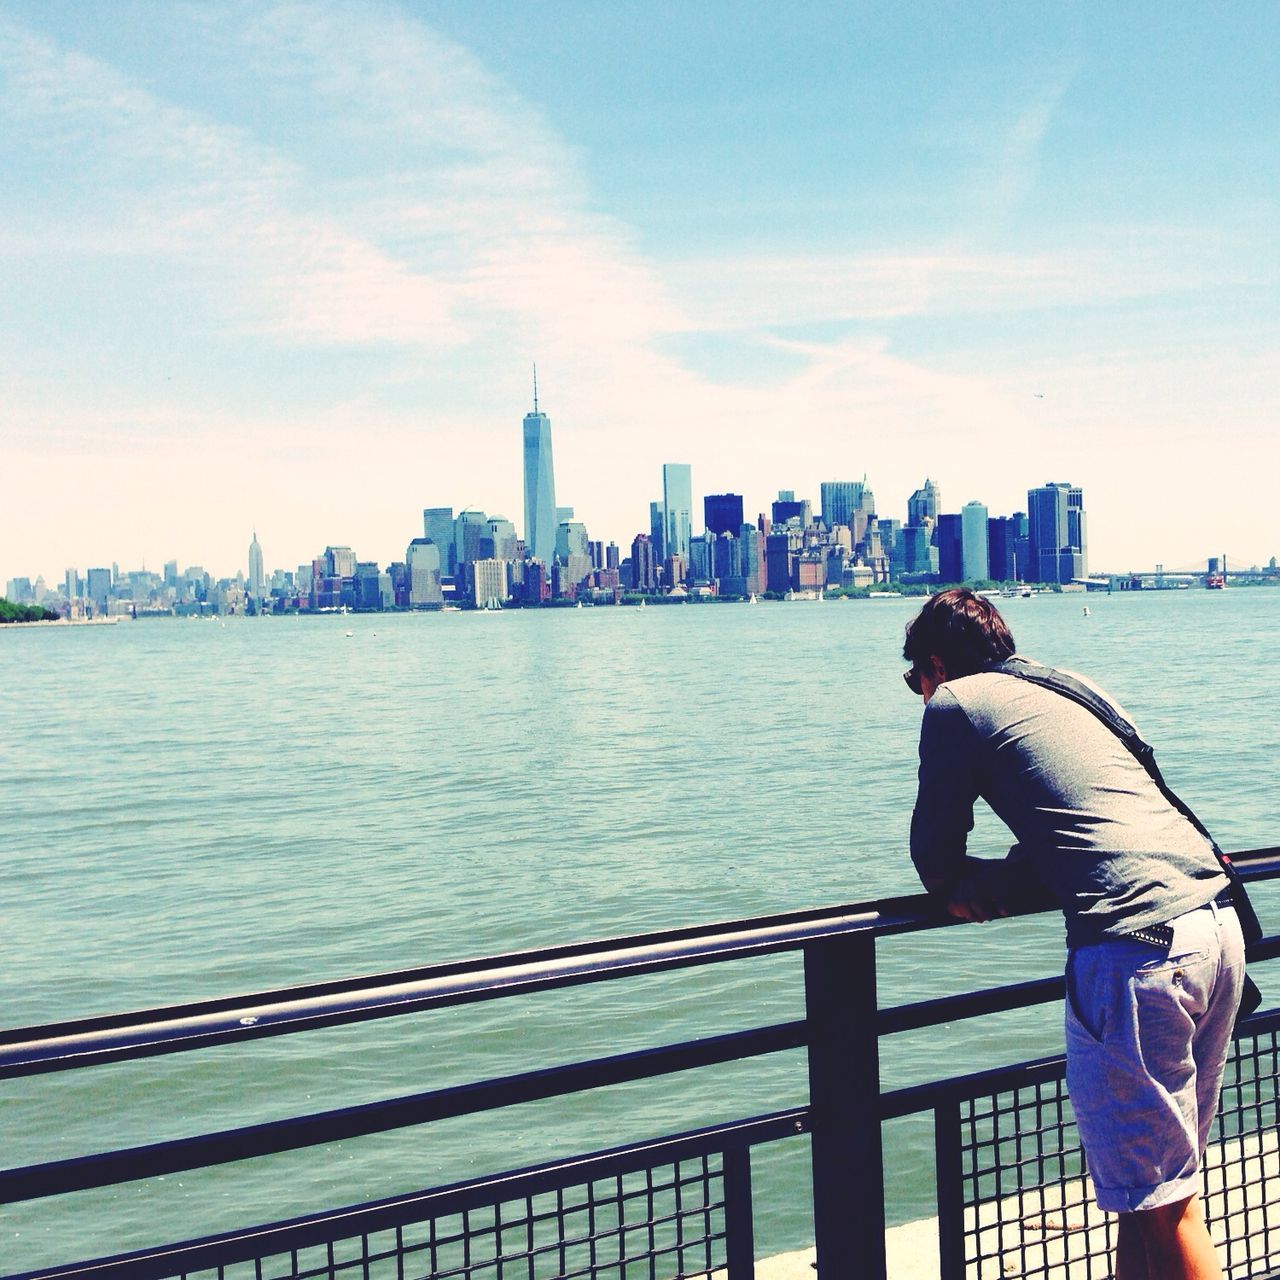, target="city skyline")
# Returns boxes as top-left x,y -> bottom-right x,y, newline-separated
11,450 -> 1269,595
2,3 -> 1276,583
